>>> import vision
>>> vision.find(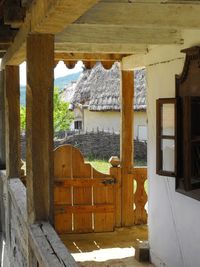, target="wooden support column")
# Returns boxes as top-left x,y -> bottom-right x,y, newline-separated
120,70 -> 134,226
0,70 -> 6,169
26,34 -> 54,224
5,65 -> 21,178
4,65 -> 20,251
